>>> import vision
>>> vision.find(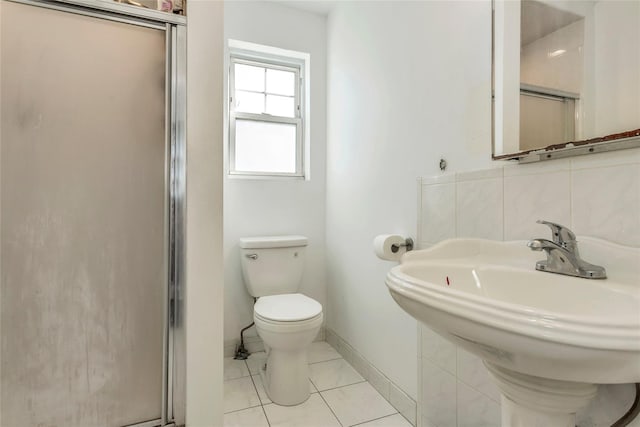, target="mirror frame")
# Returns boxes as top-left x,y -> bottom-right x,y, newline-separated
491,0 -> 640,163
